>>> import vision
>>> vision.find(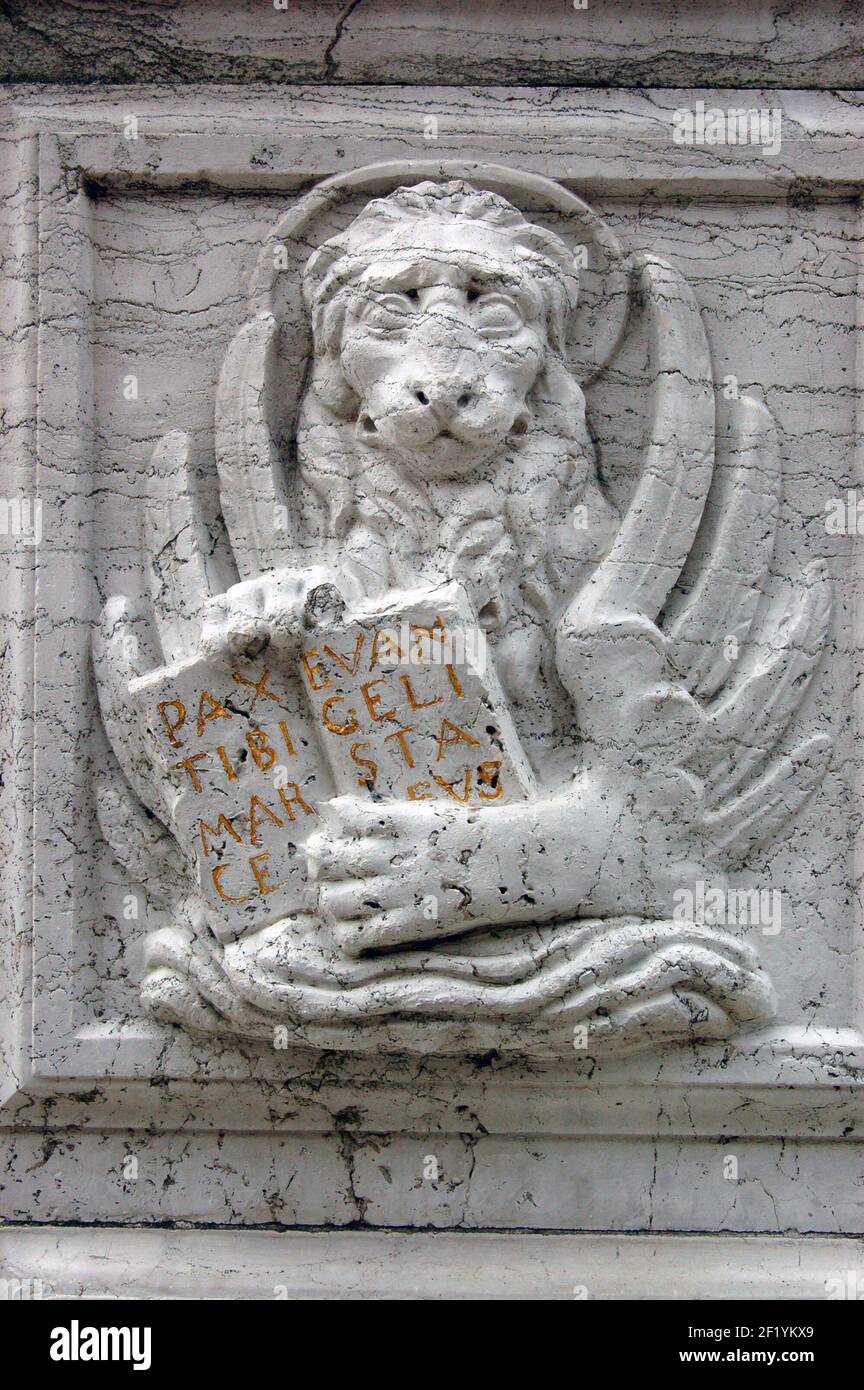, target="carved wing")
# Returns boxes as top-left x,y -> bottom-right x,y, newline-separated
664,399 -> 832,861
556,253 -> 716,799
214,311 -> 294,577
92,429 -> 226,896
557,253 -> 833,863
